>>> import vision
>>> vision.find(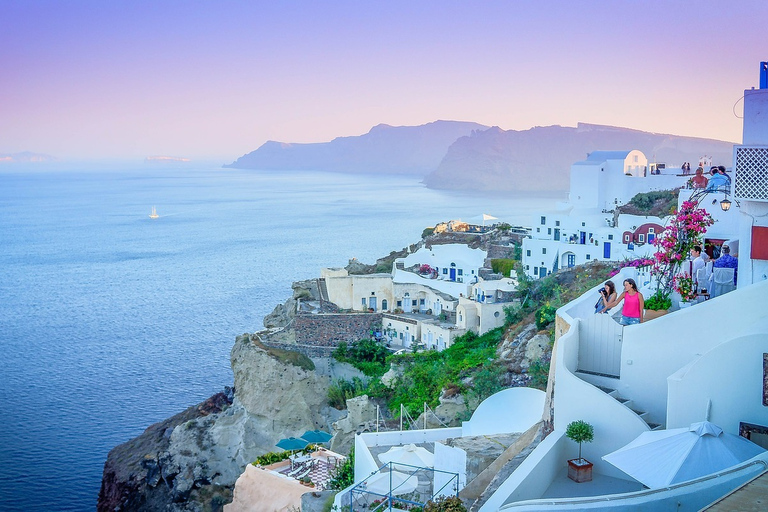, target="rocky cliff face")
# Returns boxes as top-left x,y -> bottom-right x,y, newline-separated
424,123 -> 734,192
98,334 -> 343,511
